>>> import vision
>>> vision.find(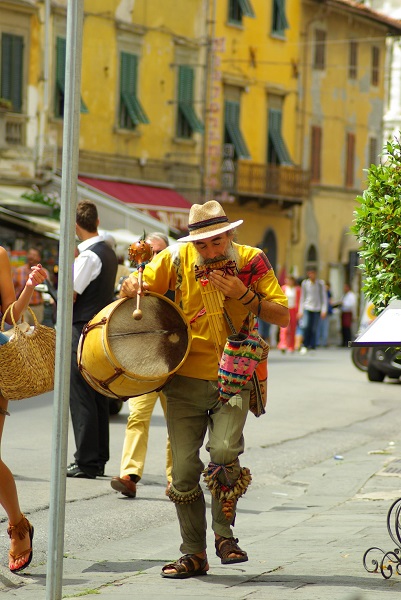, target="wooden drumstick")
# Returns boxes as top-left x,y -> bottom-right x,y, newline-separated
133,267 -> 143,320
128,238 -> 153,321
